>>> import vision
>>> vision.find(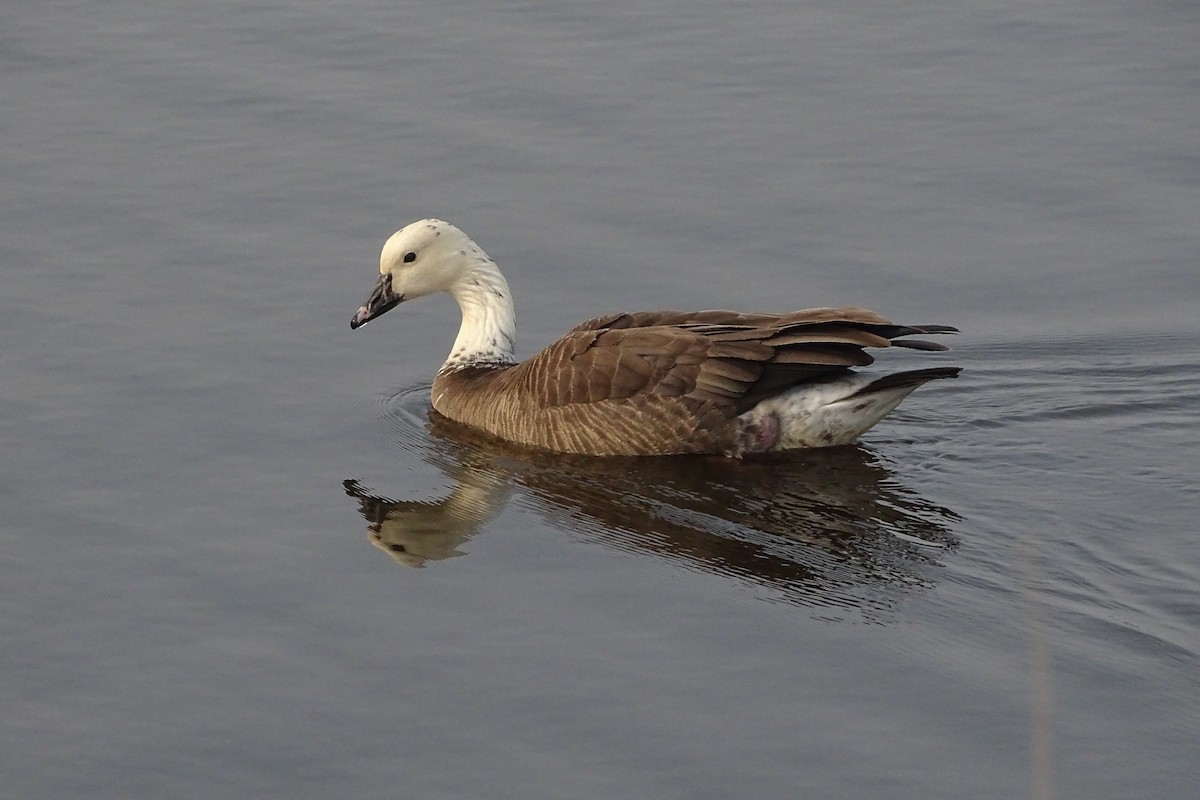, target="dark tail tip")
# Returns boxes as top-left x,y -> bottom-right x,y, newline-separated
854,366 -> 962,395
